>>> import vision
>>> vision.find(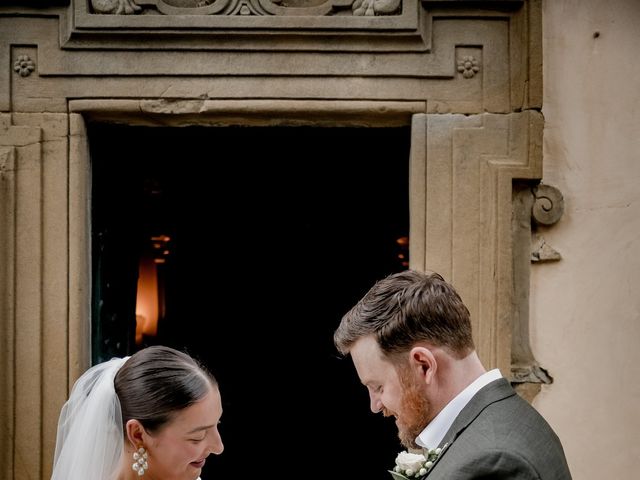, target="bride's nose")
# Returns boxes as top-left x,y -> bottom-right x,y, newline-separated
208,428 -> 224,455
